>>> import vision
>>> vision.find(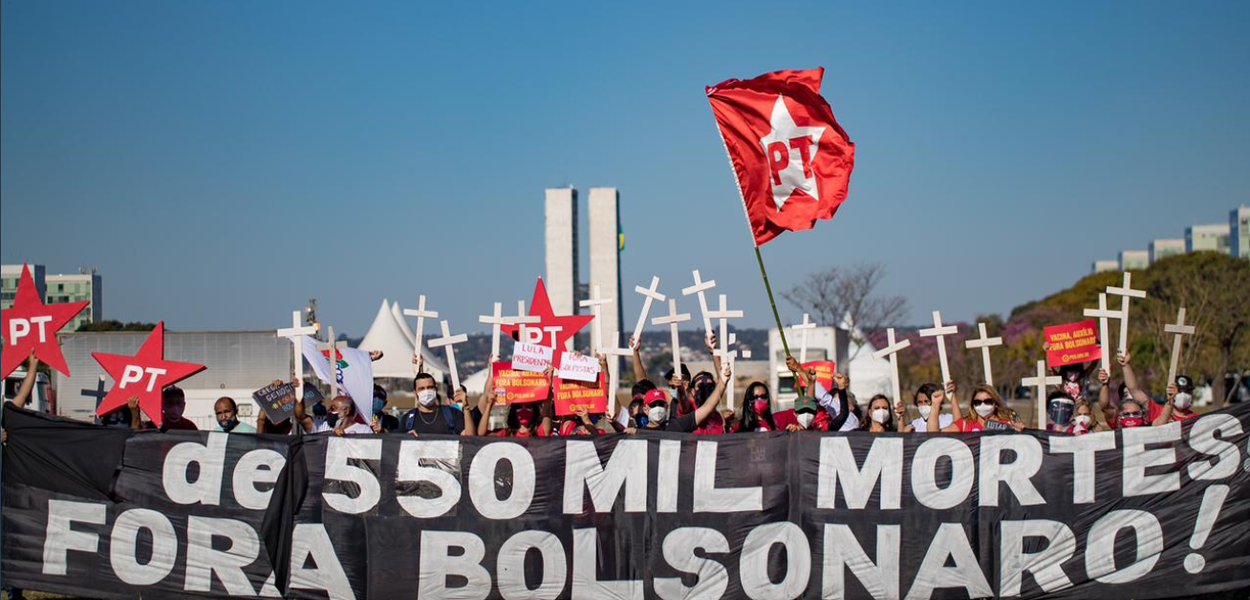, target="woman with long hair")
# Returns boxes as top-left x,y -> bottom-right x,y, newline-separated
735,381 -> 777,432
933,384 -> 1023,432
479,367 -> 554,437
861,394 -> 896,433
